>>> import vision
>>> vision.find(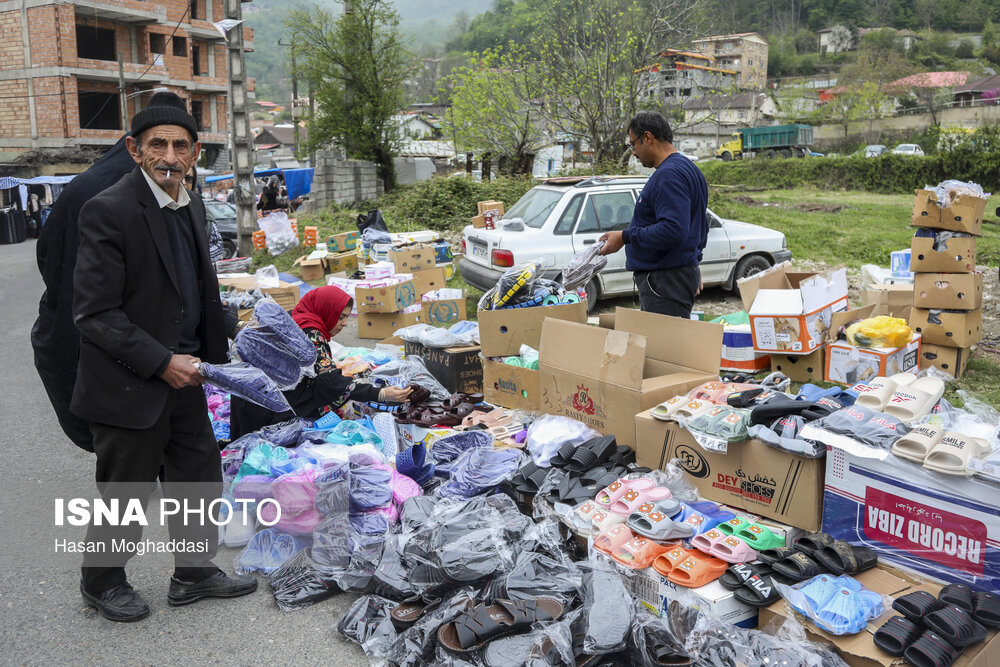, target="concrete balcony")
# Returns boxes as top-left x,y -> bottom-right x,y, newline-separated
73,0 -> 164,25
